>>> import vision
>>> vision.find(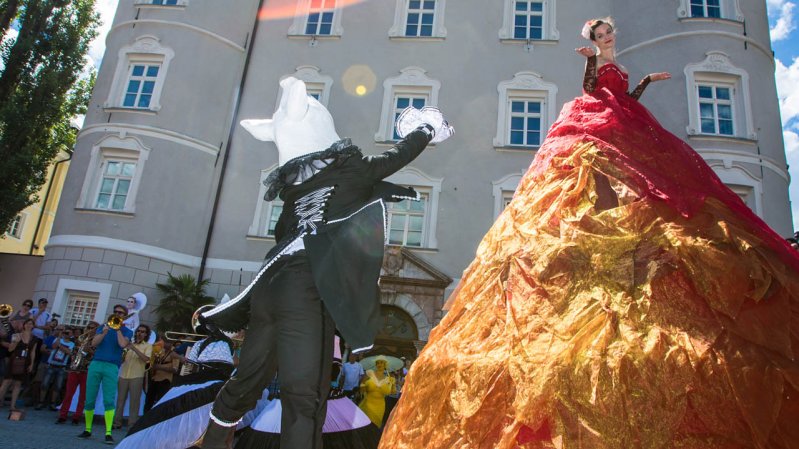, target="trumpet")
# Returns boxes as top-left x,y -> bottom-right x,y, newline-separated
0,304 -> 12,334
